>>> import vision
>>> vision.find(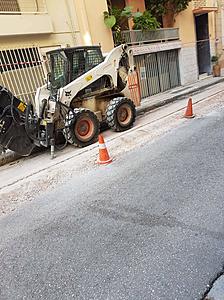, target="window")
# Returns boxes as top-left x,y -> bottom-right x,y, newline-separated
0,0 -> 20,12
72,48 -> 103,80
72,50 -> 86,80
86,49 -> 104,69
50,52 -> 67,89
